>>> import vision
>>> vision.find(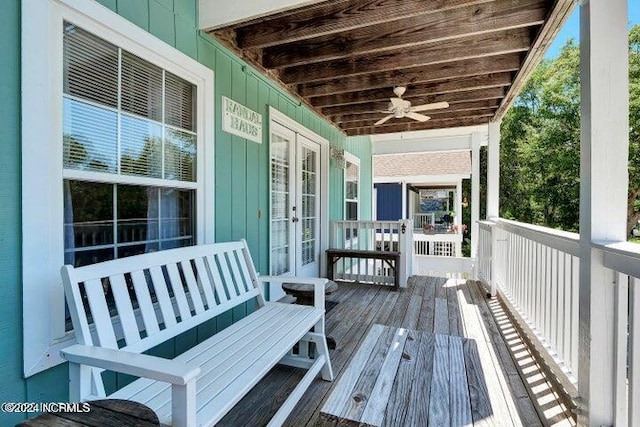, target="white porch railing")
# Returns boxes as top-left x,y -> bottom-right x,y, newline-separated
413,213 -> 435,229
414,232 -> 463,257
329,220 -> 413,287
597,241 -> 640,426
479,218 -> 640,424
479,219 -> 580,395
